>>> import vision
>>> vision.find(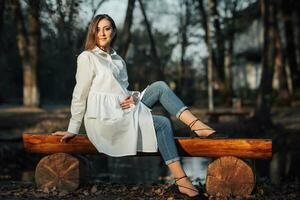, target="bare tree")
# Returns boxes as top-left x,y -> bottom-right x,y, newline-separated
90,0 -> 107,19
254,0 -> 276,125
178,0 -> 190,94
11,0 -> 40,107
281,0 -> 299,92
119,0 -> 135,59
138,0 -> 164,81
0,0 -> 5,38
272,1 -> 291,100
54,0 -> 80,49
212,0 -> 225,84
85,0 -> 107,31
224,0 -> 238,101
296,2 -> 300,77
207,0 -> 214,111
196,0 -> 227,96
